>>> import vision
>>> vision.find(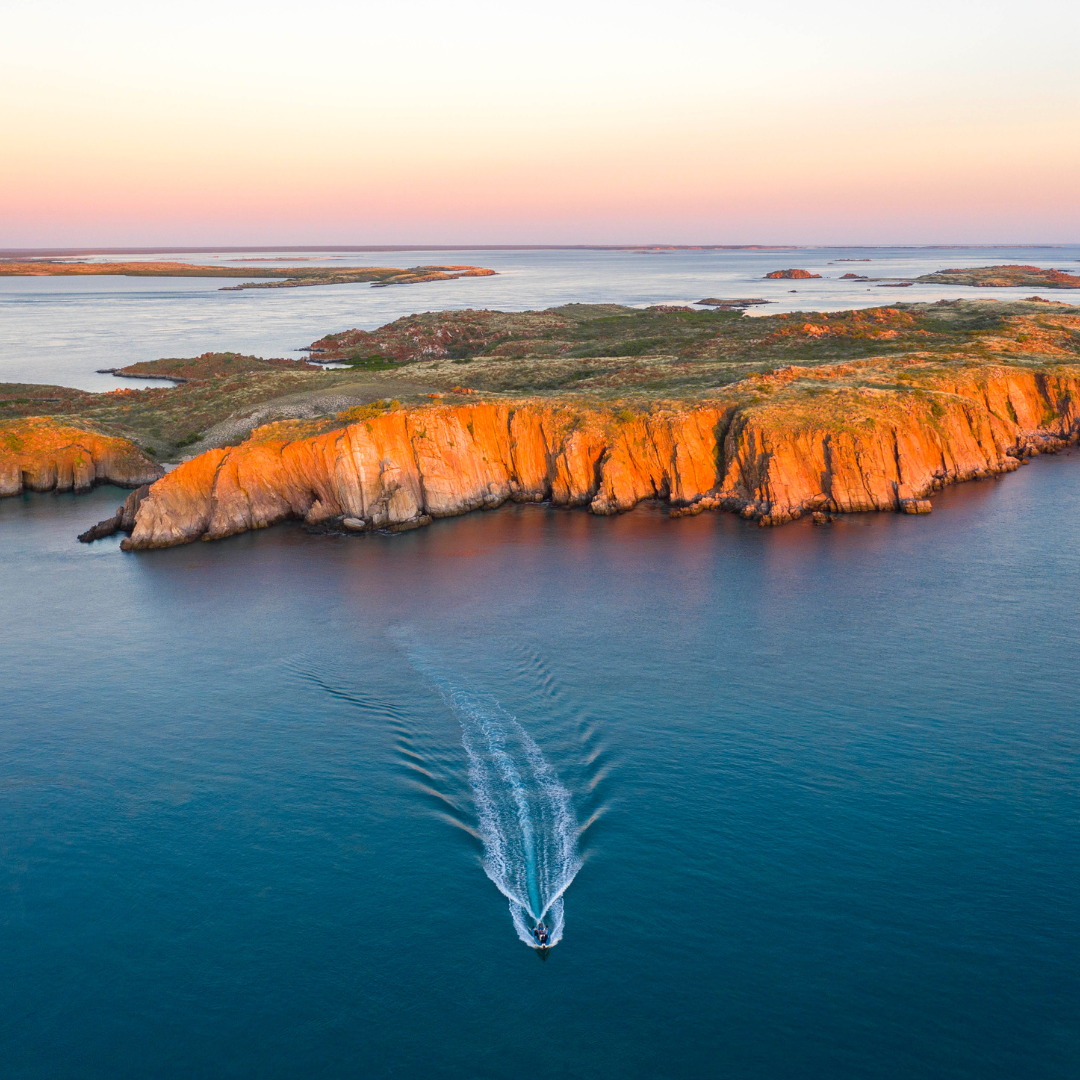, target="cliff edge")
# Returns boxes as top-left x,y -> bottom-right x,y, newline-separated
120,359 -> 1080,549
1,417 -> 164,497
